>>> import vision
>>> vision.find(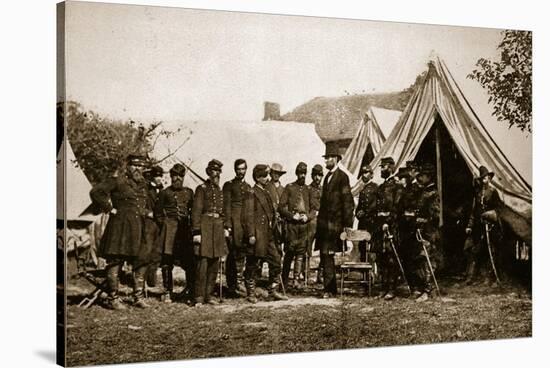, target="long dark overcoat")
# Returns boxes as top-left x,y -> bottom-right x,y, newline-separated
315,168 -> 354,253
90,174 -> 149,258
191,180 -> 228,258
242,185 -> 277,258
